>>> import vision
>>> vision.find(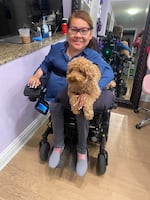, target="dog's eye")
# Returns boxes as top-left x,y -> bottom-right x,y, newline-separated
79,69 -> 85,76
67,68 -> 72,74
